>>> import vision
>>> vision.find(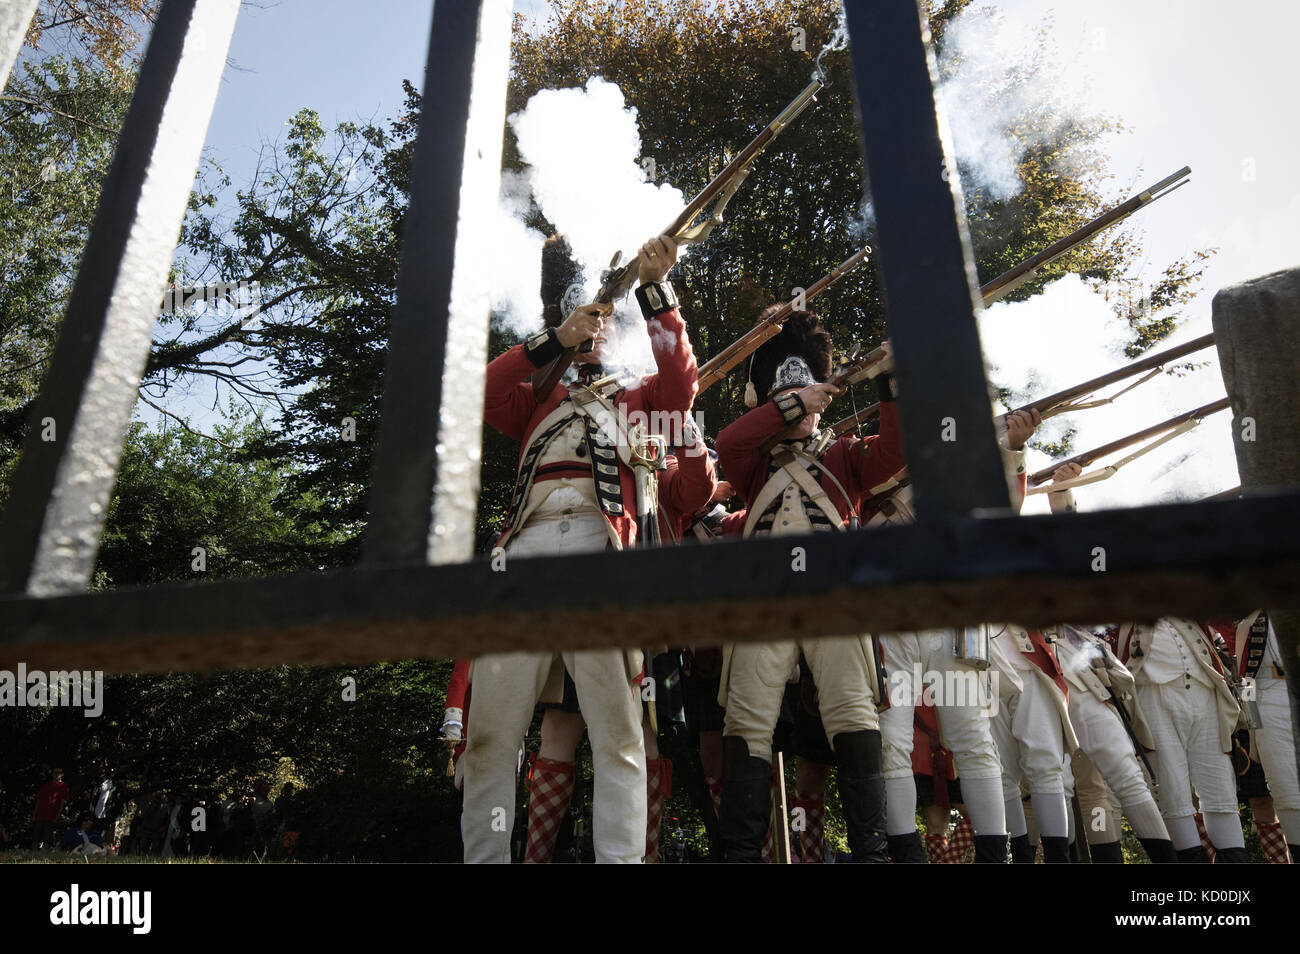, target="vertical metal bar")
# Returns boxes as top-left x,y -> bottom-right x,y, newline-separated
0,0 -> 242,596
363,0 -> 513,567
0,0 -> 39,90
842,0 -> 1010,519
